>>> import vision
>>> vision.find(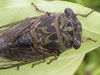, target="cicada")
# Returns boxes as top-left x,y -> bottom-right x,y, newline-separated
0,3 -> 96,70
